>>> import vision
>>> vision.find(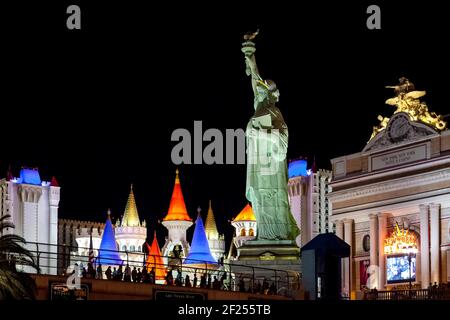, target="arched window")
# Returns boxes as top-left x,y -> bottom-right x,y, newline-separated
130,245 -> 136,252
138,245 -> 142,252
122,245 -> 127,252
249,228 -> 254,237
240,229 -> 246,236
